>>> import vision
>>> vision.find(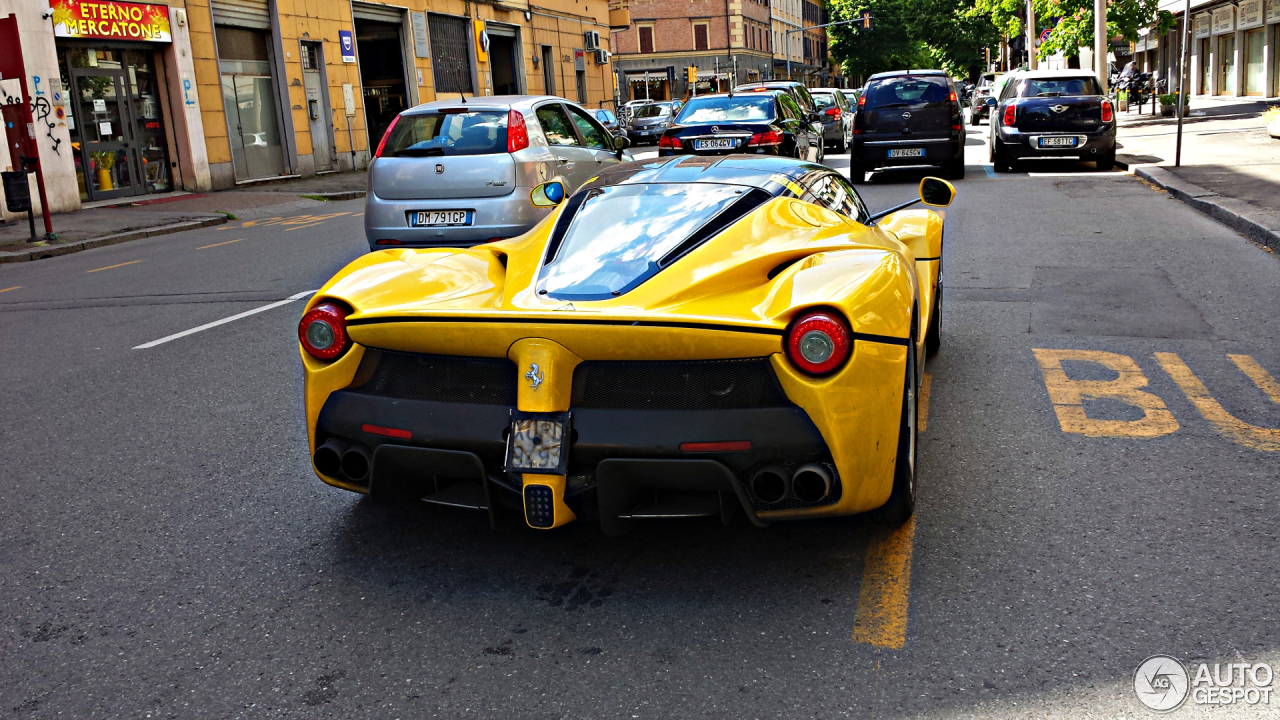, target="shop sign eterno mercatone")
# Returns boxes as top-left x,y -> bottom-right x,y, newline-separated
50,0 -> 172,43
